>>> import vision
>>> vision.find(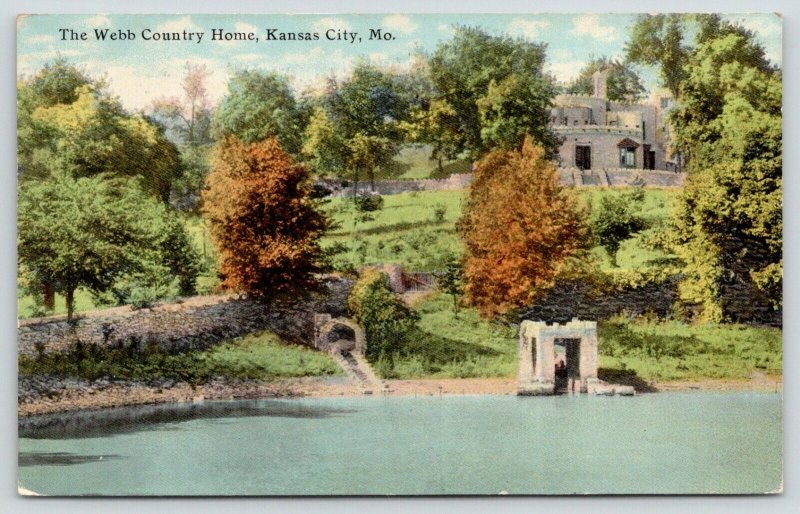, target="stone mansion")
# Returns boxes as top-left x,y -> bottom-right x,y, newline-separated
550,71 -> 680,175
